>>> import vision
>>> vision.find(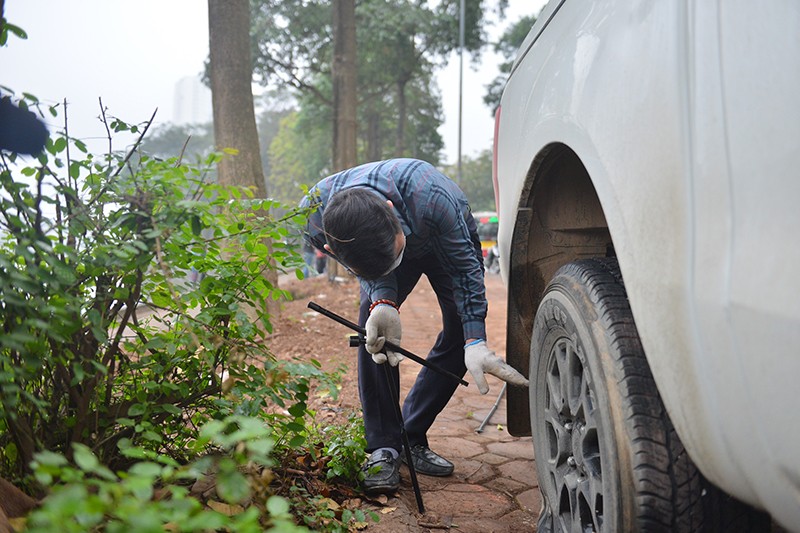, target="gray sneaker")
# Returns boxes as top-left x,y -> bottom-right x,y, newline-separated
361,449 -> 400,494
403,445 -> 454,477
